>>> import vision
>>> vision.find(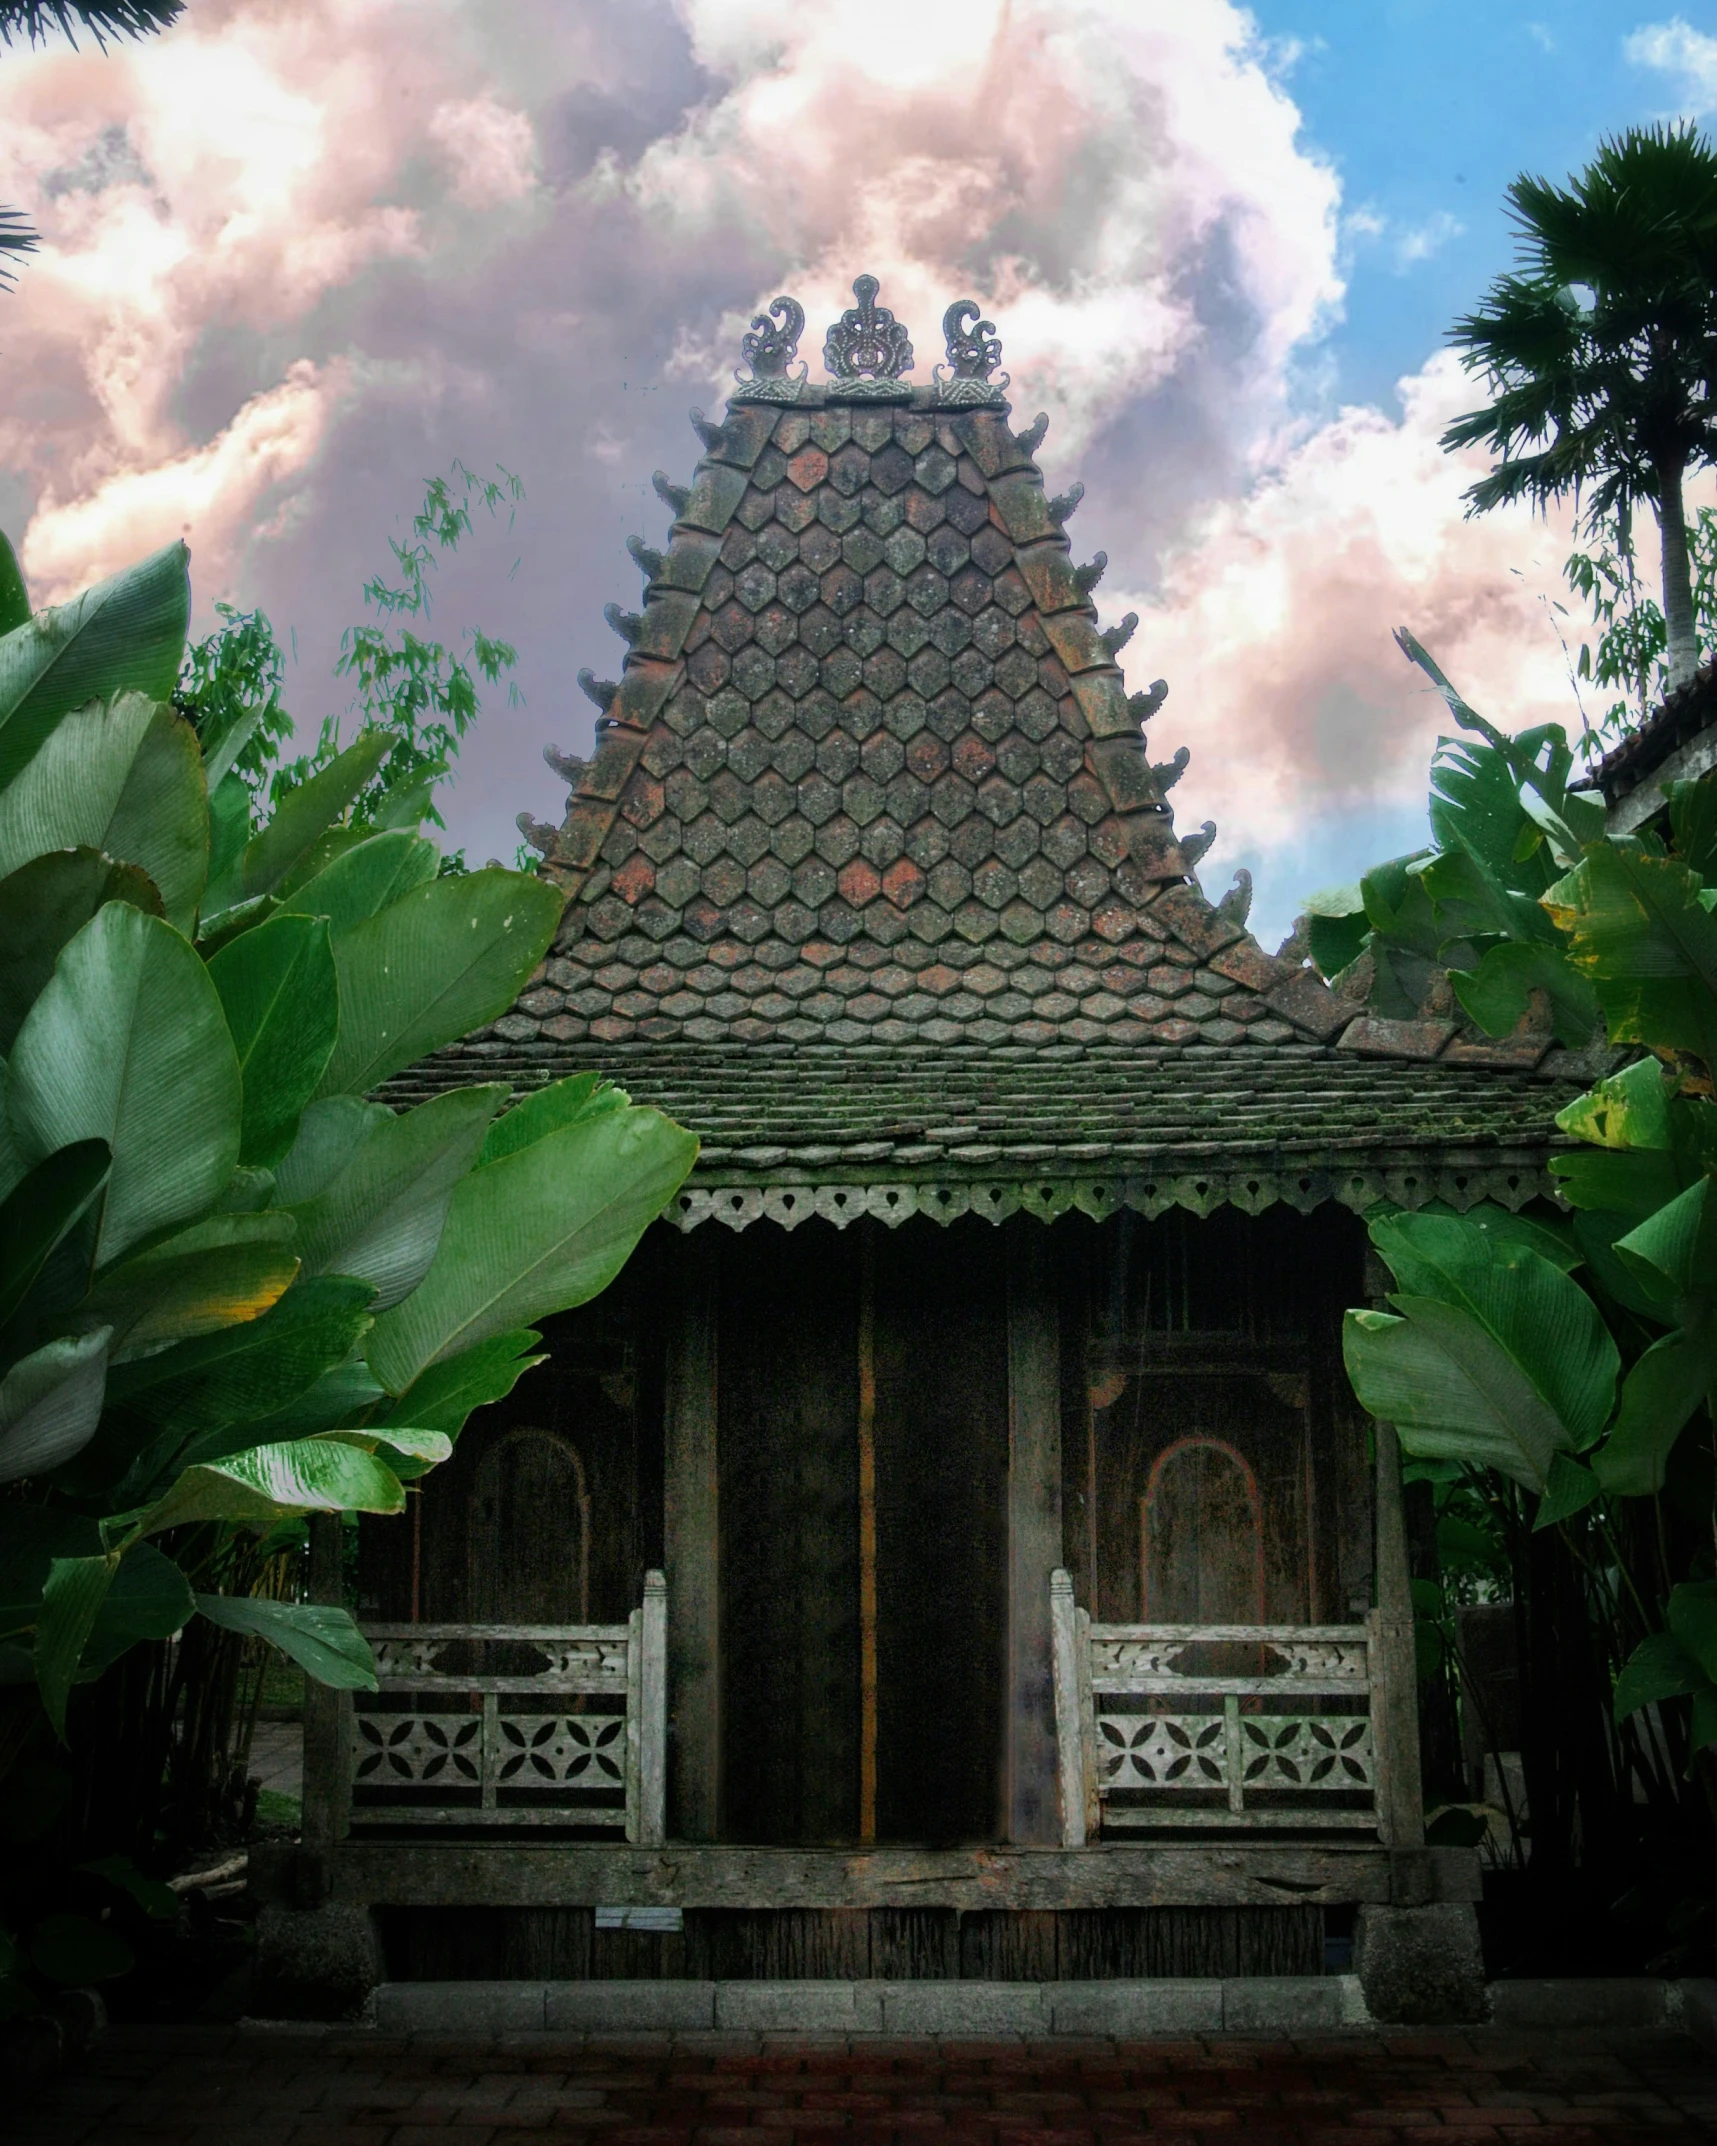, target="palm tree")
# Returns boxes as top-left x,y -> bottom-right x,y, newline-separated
0,3 -> 181,43
1443,124 -> 1717,692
